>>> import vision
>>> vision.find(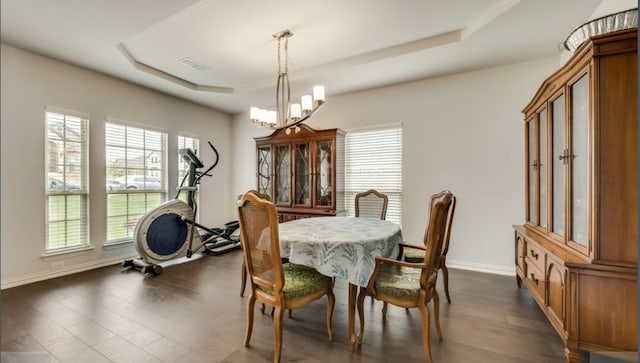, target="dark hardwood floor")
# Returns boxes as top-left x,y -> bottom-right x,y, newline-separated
1,250 -> 565,362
